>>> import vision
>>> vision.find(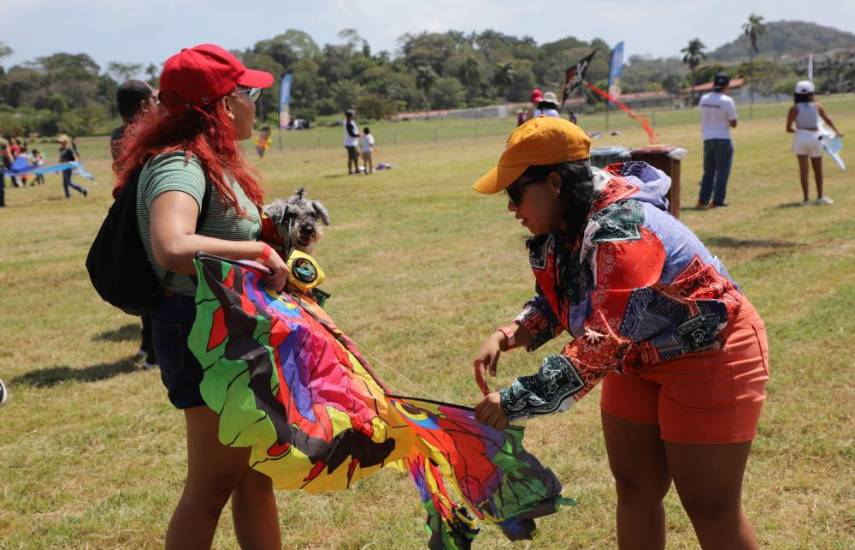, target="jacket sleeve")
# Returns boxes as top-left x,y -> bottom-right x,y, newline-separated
514,282 -> 563,351
500,226 -> 666,421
